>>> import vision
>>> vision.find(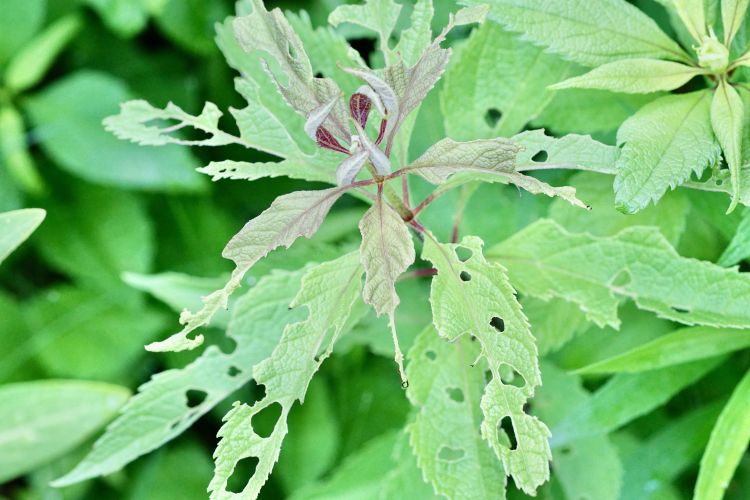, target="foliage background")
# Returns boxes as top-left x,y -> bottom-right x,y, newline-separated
0,0 -> 748,499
